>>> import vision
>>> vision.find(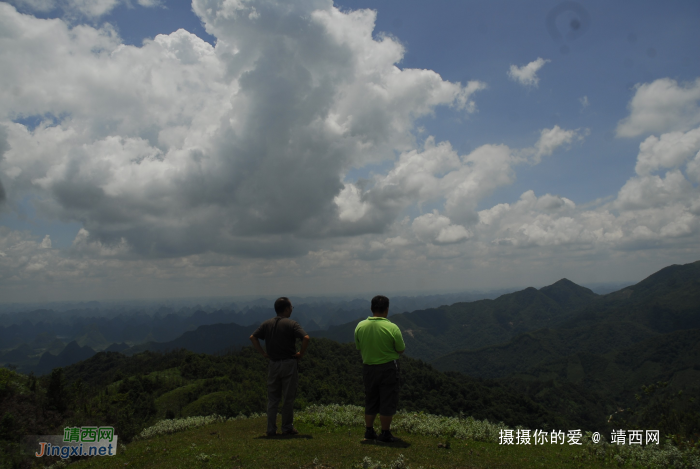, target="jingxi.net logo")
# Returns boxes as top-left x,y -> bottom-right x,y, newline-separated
25,426 -> 118,460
